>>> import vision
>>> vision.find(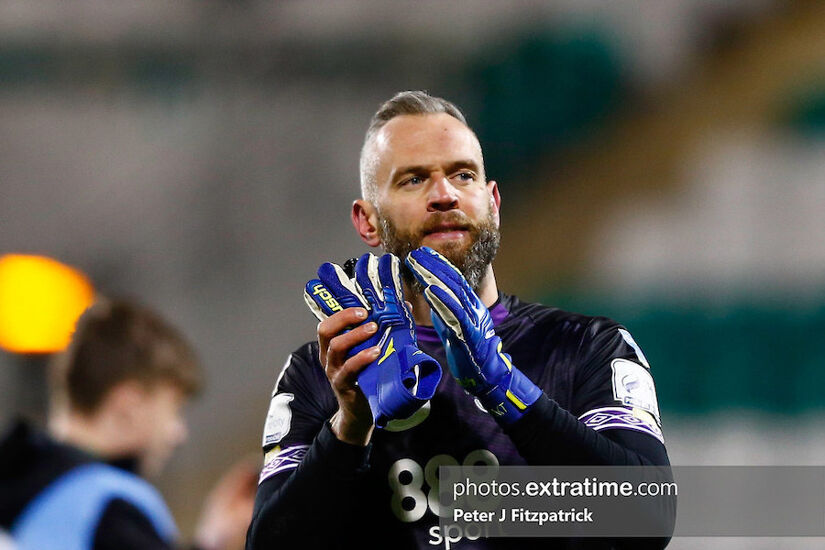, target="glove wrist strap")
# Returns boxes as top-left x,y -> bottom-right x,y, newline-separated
476,366 -> 542,426
359,343 -> 440,428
